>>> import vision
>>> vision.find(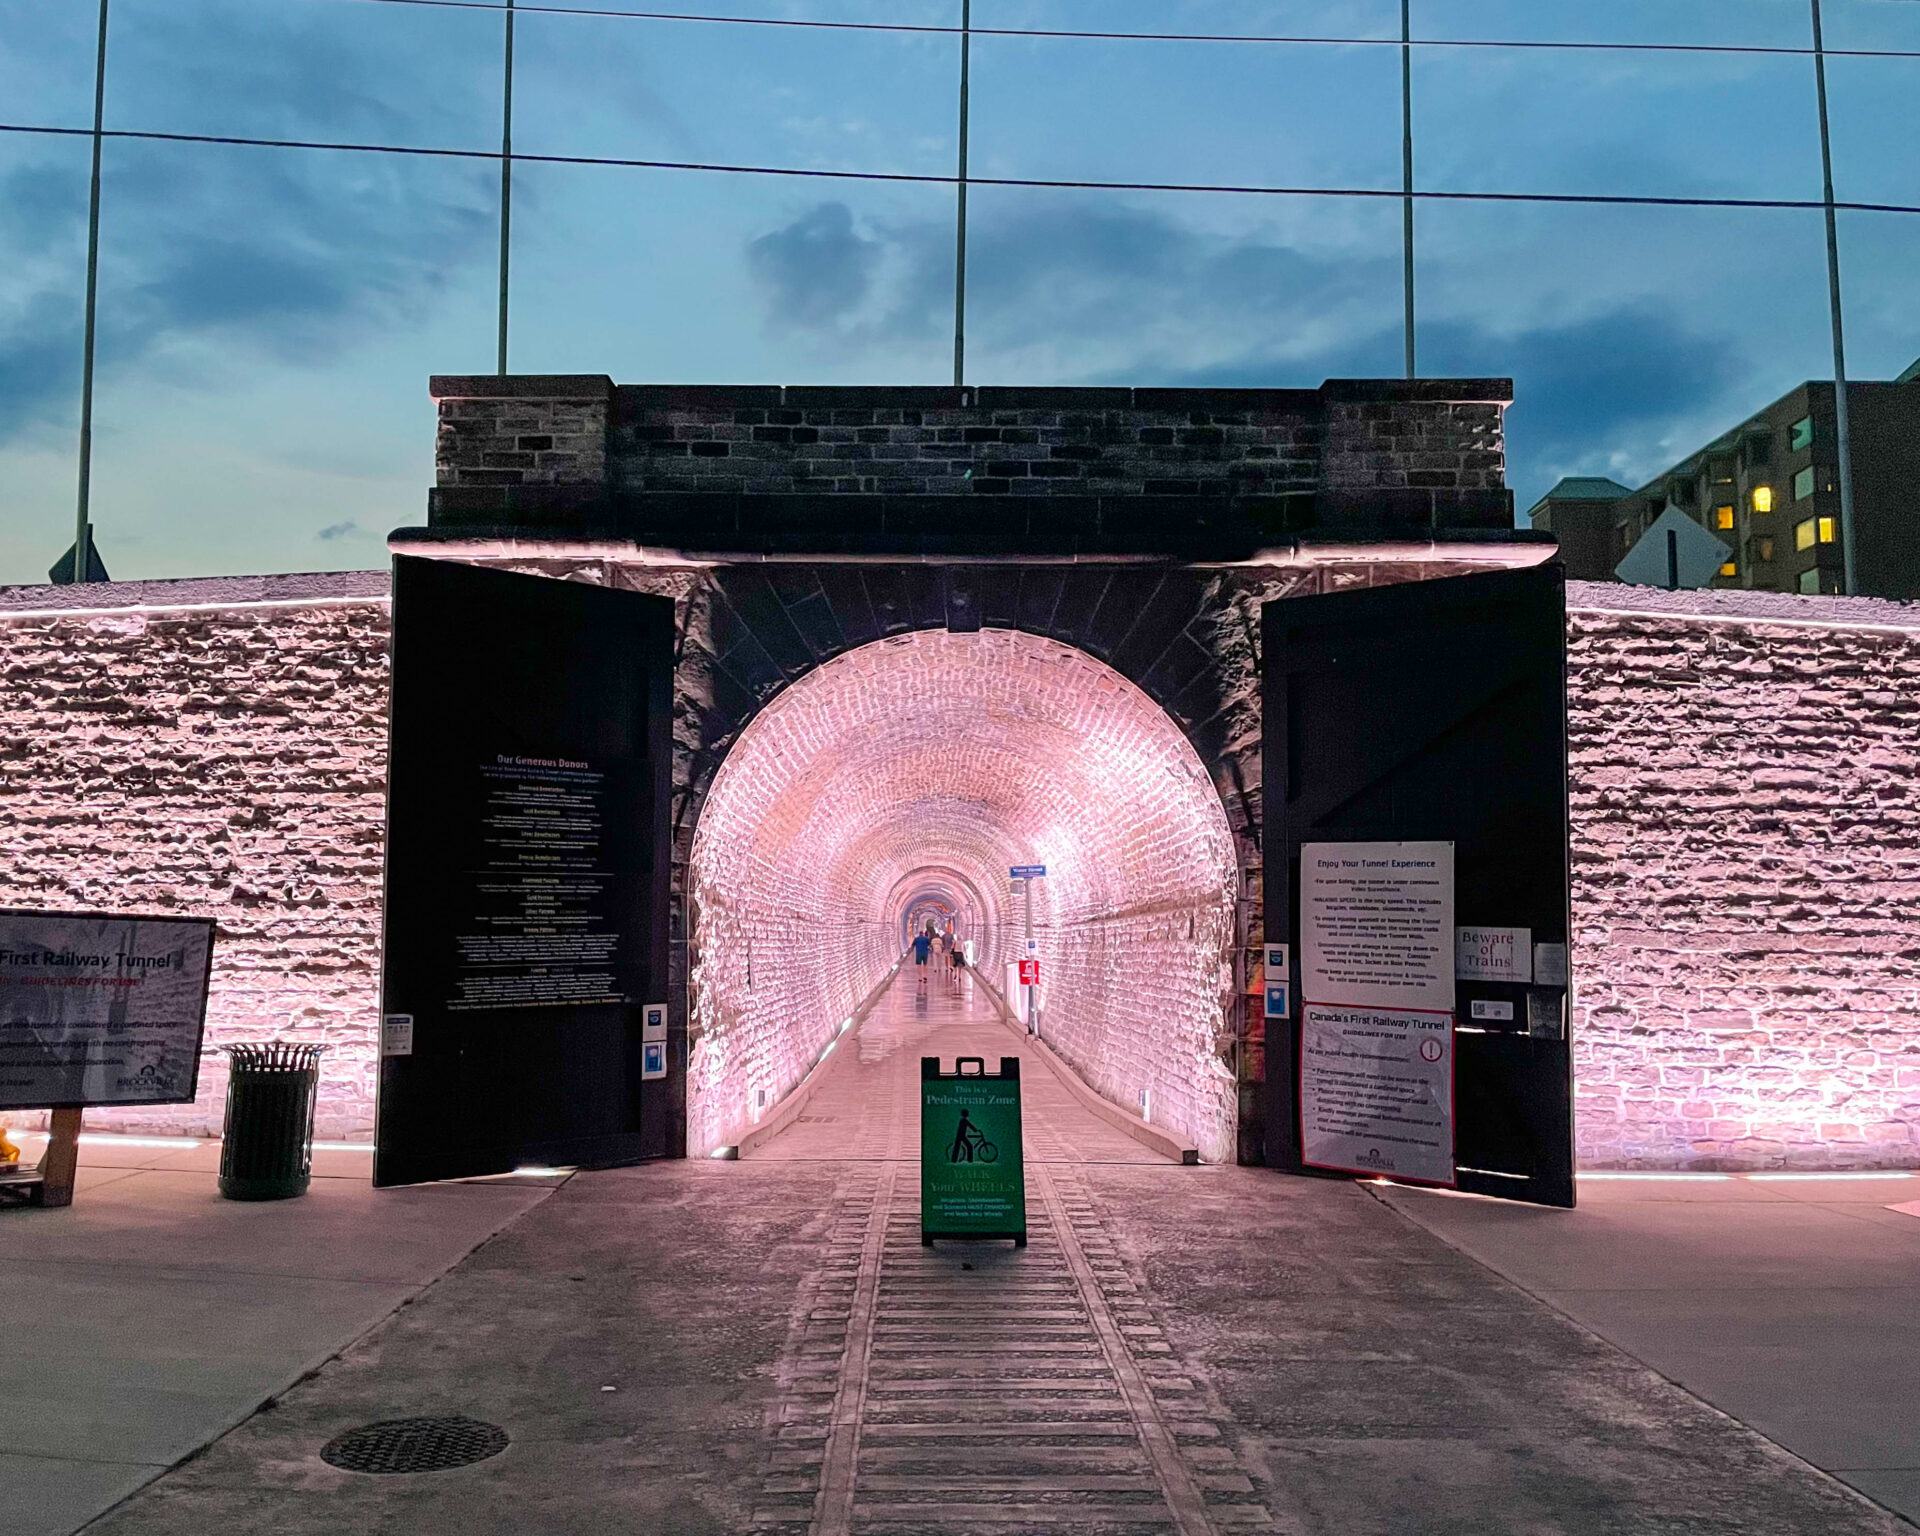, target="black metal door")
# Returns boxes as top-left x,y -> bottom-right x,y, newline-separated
1261,563 -> 1575,1207
375,558 -> 674,1187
